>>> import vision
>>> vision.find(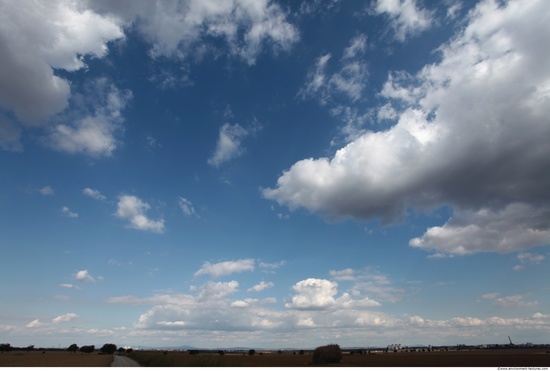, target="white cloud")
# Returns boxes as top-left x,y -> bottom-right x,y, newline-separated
0,1 -> 126,155
259,260 -> 286,270
372,0 -> 434,42
115,195 -> 165,233
52,313 -> 79,324
298,34 -> 370,142
178,197 -> 197,217
62,206 -> 78,218
0,1 -> 124,126
299,0 -> 341,16
298,53 -> 332,104
207,123 -> 249,167
410,204 -> 550,256
194,259 -> 255,278
26,319 -> 43,328
89,0 -> 299,65
59,283 -> 81,290
197,281 -> 239,301
83,187 -> 107,201
247,281 -> 274,292
44,79 -> 132,157
482,293 -> 538,308
264,0 -> 550,255
299,34 -> 368,106
39,186 -> 55,196
330,268 -> 356,281
285,278 -> 338,310
75,270 -> 95,283
517,252 -> 545,265
104,264 -> 550,347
